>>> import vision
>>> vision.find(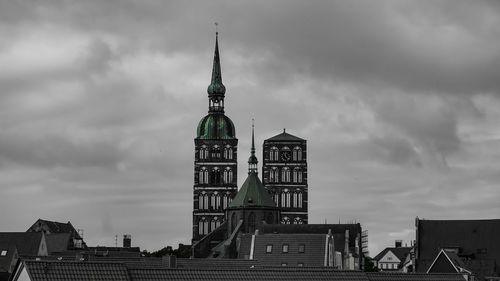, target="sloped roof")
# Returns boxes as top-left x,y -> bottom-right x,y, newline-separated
373,247 -> 412,262
28,219 -> 77,235
23,260 -> 130,281
251,233 -> 328,267
0,244 -> 17,273
416,218 -> 500,276
265,130 -> 304,142
129,268 -> 369,281
229,172 -> 276,208
366,272 -> 465,281
0,233 -> 43,256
